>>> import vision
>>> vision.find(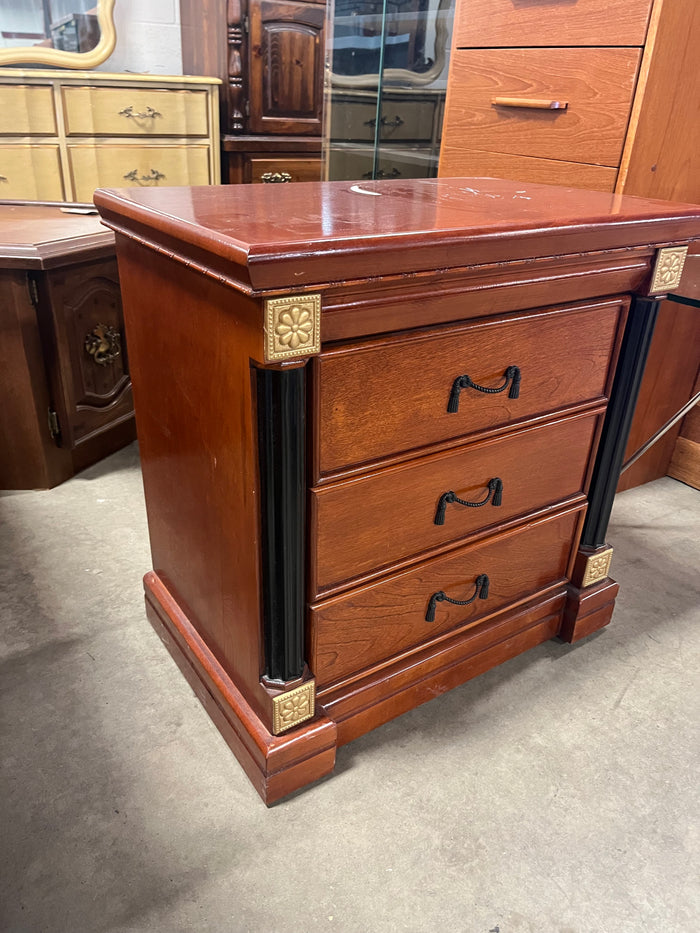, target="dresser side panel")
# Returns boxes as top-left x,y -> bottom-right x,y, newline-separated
113,237 -> 266,711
